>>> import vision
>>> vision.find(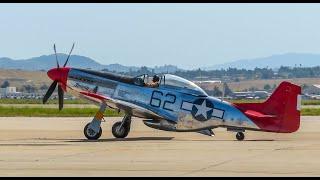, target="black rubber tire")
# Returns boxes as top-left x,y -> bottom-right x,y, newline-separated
84,123 -> 102,140
236,132 -> 245,141
112,121 -> 130,138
